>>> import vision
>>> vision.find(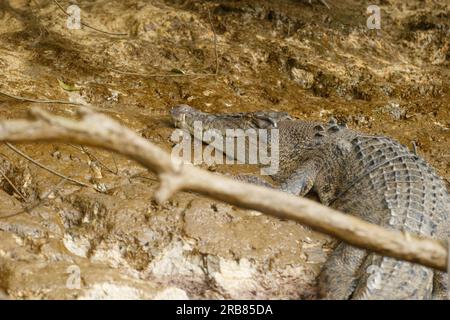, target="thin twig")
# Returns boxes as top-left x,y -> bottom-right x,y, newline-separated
108,68 -> 215,78
0,89 -> 85,105
0,89 -> 121,114
111,153 -> 118,174
53,0 -> 128,37
109,8 -> 219,78
319,0 -> 330,9
129,171 -> 158,183
69,144 -> 118,175
412,140 -> 418,155
0,168 -> 27,202
5,143 -> 90,188
207,7 -> 219,76
0,177 -> 68,219
81,145 -> 118,175
0,152 -> 12,162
